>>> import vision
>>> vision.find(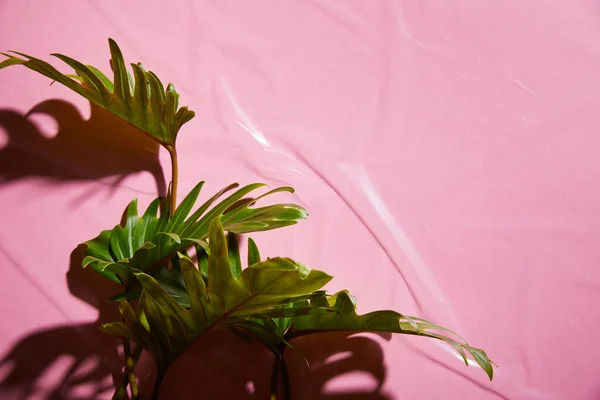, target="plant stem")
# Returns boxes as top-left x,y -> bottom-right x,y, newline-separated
113,281 -> 142,400
125,341 -> 140,400
281,358 -> 291,400
269,345 -> 291,400
150,369 -> 166,400
166,145 -> 178,217
269,355 -> 281,400
113,344 -> 142,400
